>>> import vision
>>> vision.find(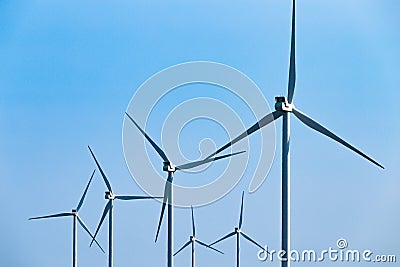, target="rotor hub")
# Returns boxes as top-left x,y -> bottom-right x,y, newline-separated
275,96 -> 294,112
105,191 -> 115,200
163,162 -> 176,172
